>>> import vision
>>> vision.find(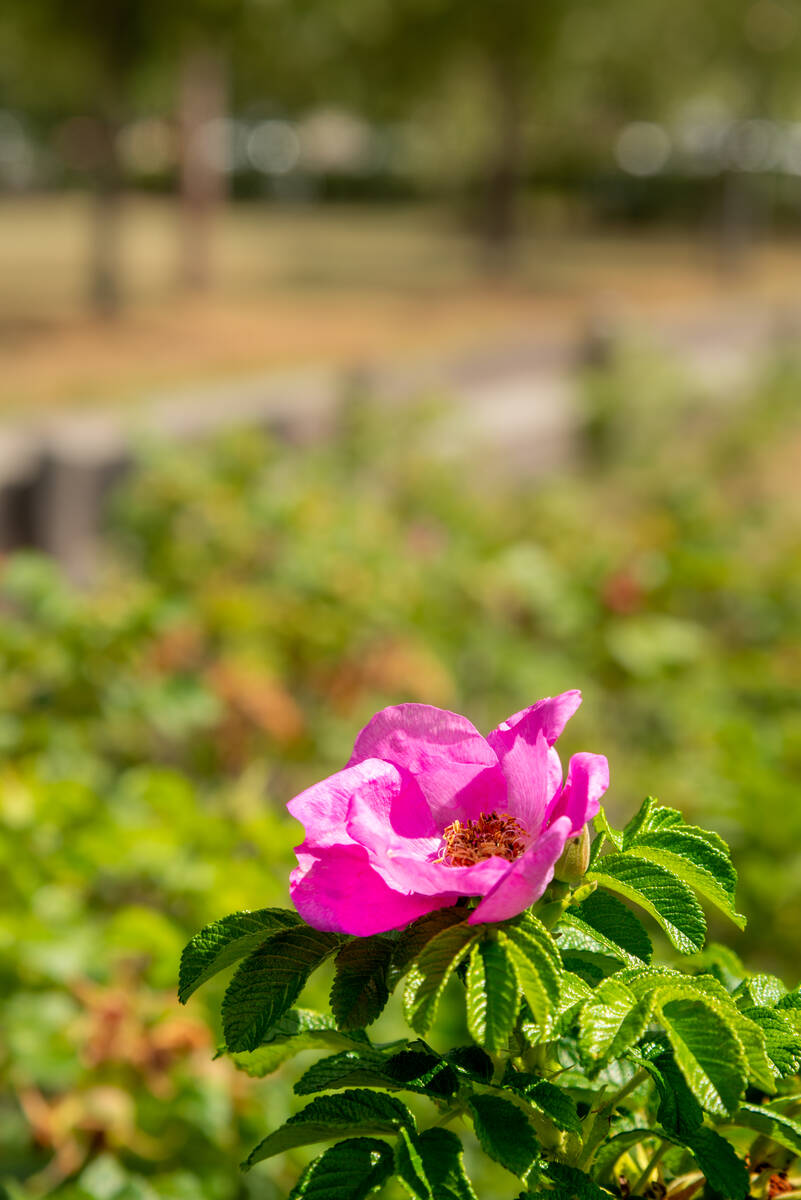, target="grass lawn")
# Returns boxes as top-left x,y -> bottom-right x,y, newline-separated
2,192 -> 801,414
